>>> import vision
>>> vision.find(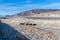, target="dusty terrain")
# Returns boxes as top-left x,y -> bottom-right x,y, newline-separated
1,9 -> 60,40
0,17 -> 60,40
